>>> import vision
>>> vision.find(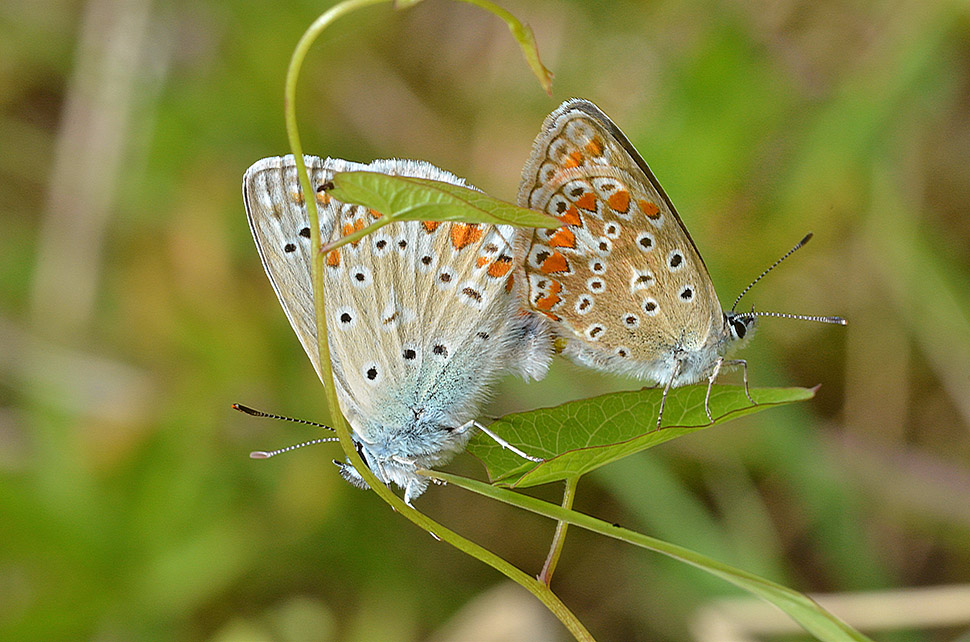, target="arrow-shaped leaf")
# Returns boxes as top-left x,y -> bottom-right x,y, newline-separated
328,171 -> 561,228
468,385 -> 816,487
